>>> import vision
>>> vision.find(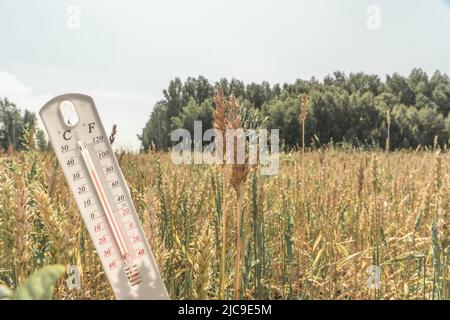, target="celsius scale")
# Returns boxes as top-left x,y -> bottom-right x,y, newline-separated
40,93 -> 169,300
